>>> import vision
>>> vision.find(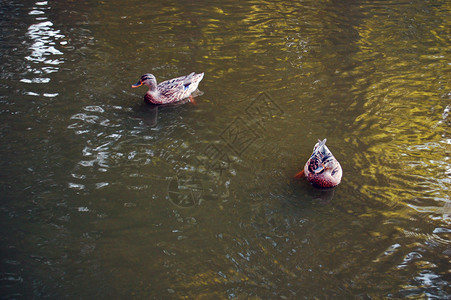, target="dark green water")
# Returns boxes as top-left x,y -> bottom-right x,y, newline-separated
1,0 -> 449,298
